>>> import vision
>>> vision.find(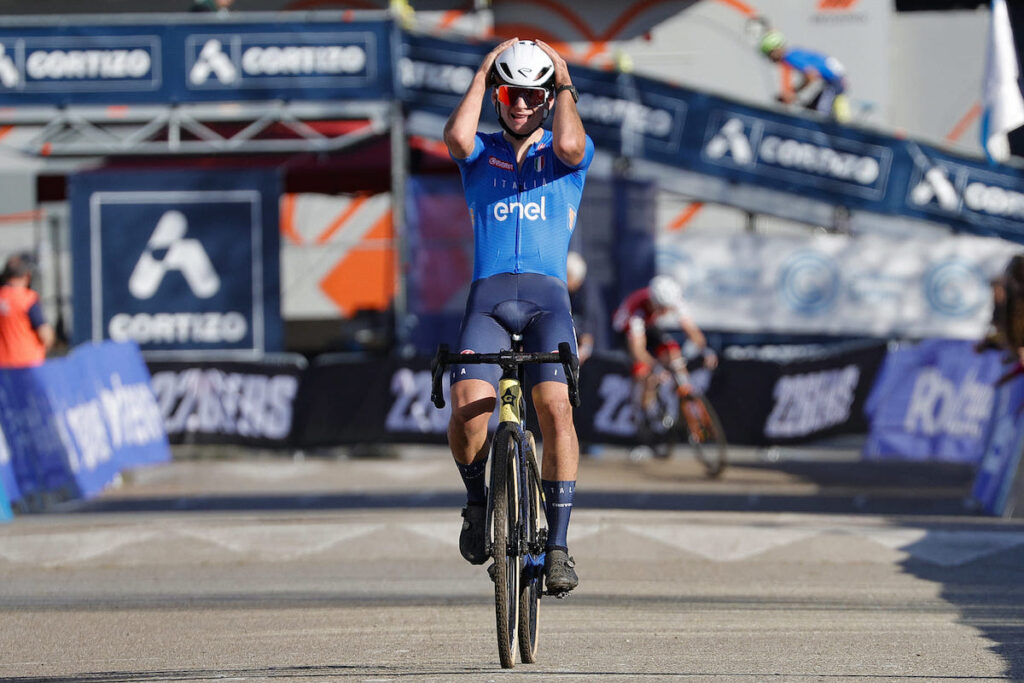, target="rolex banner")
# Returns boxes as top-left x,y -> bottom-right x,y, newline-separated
69,168 -> 282,358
